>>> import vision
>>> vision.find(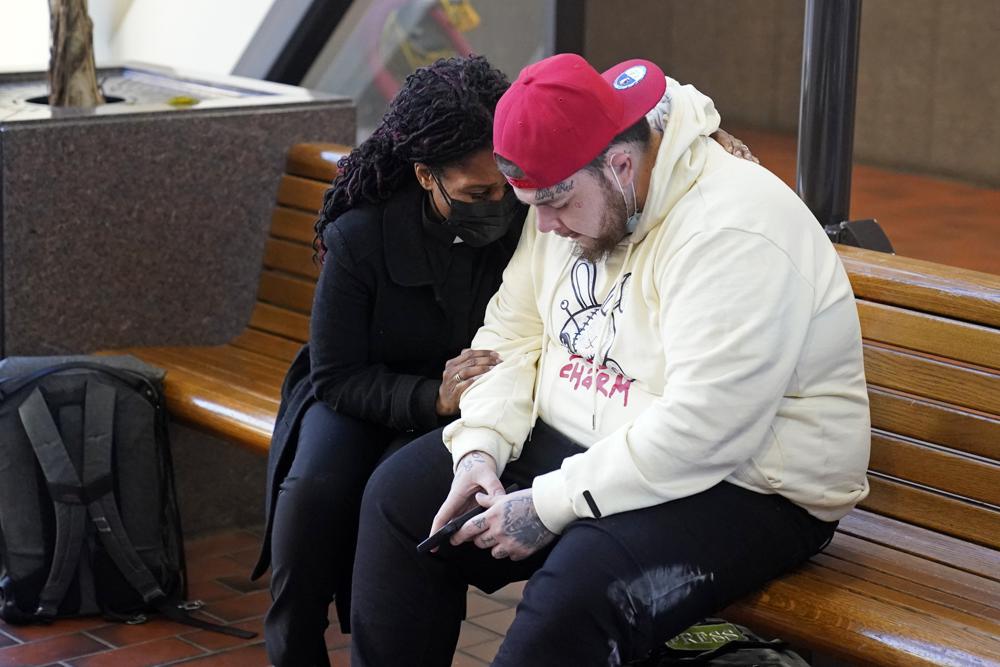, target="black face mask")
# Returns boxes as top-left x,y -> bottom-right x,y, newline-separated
433,177 -> 527,247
